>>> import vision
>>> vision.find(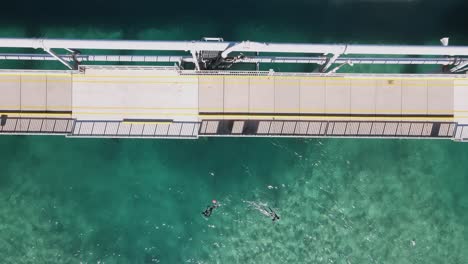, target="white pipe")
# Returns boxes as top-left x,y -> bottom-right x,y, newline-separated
220,41 -> 350,58
2,38 -> 468,57
221,43 -> 468,58
0,38 -> 227,51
